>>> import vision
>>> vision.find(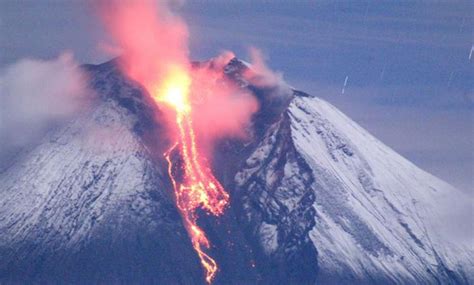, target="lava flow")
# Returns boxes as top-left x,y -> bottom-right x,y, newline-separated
97,1 -> 257,282
156,66 -> 229,284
